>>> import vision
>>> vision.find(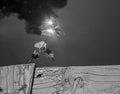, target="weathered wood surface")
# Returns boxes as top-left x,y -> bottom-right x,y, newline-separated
0,63 -> 35,94
32,65 -> 120,94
